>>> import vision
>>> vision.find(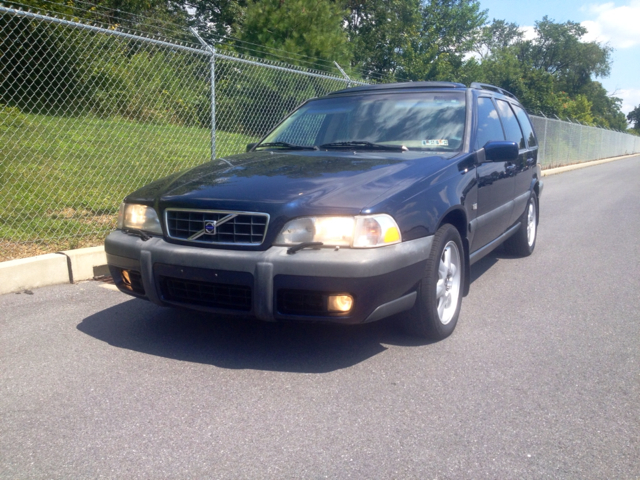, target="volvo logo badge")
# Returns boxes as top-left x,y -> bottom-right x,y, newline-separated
204,220 -> 217,235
